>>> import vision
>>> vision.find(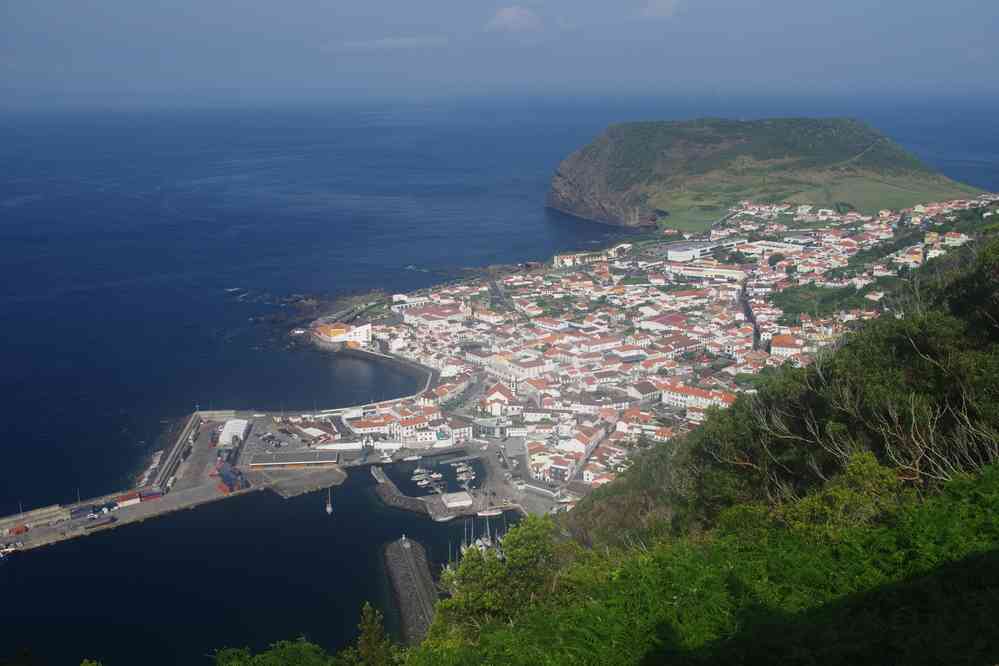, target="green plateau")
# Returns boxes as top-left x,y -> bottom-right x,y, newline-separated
546,118 -> 981,230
